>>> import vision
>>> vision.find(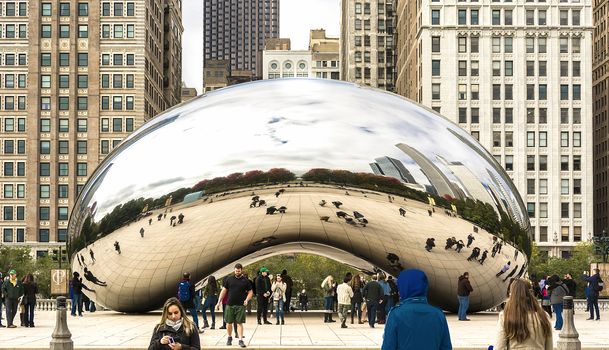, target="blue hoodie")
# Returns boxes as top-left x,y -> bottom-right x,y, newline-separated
381,269 -> 452,350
